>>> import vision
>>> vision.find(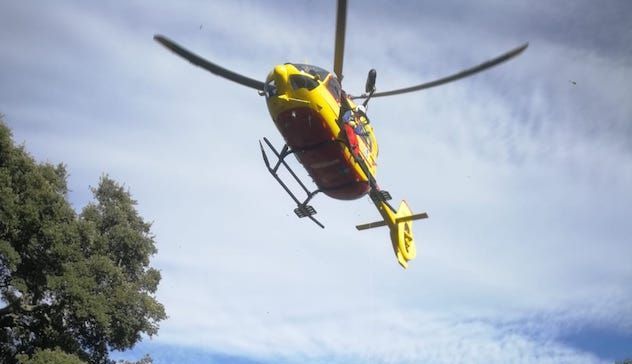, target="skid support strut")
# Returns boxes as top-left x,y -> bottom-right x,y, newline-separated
259,137 -> 324,228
